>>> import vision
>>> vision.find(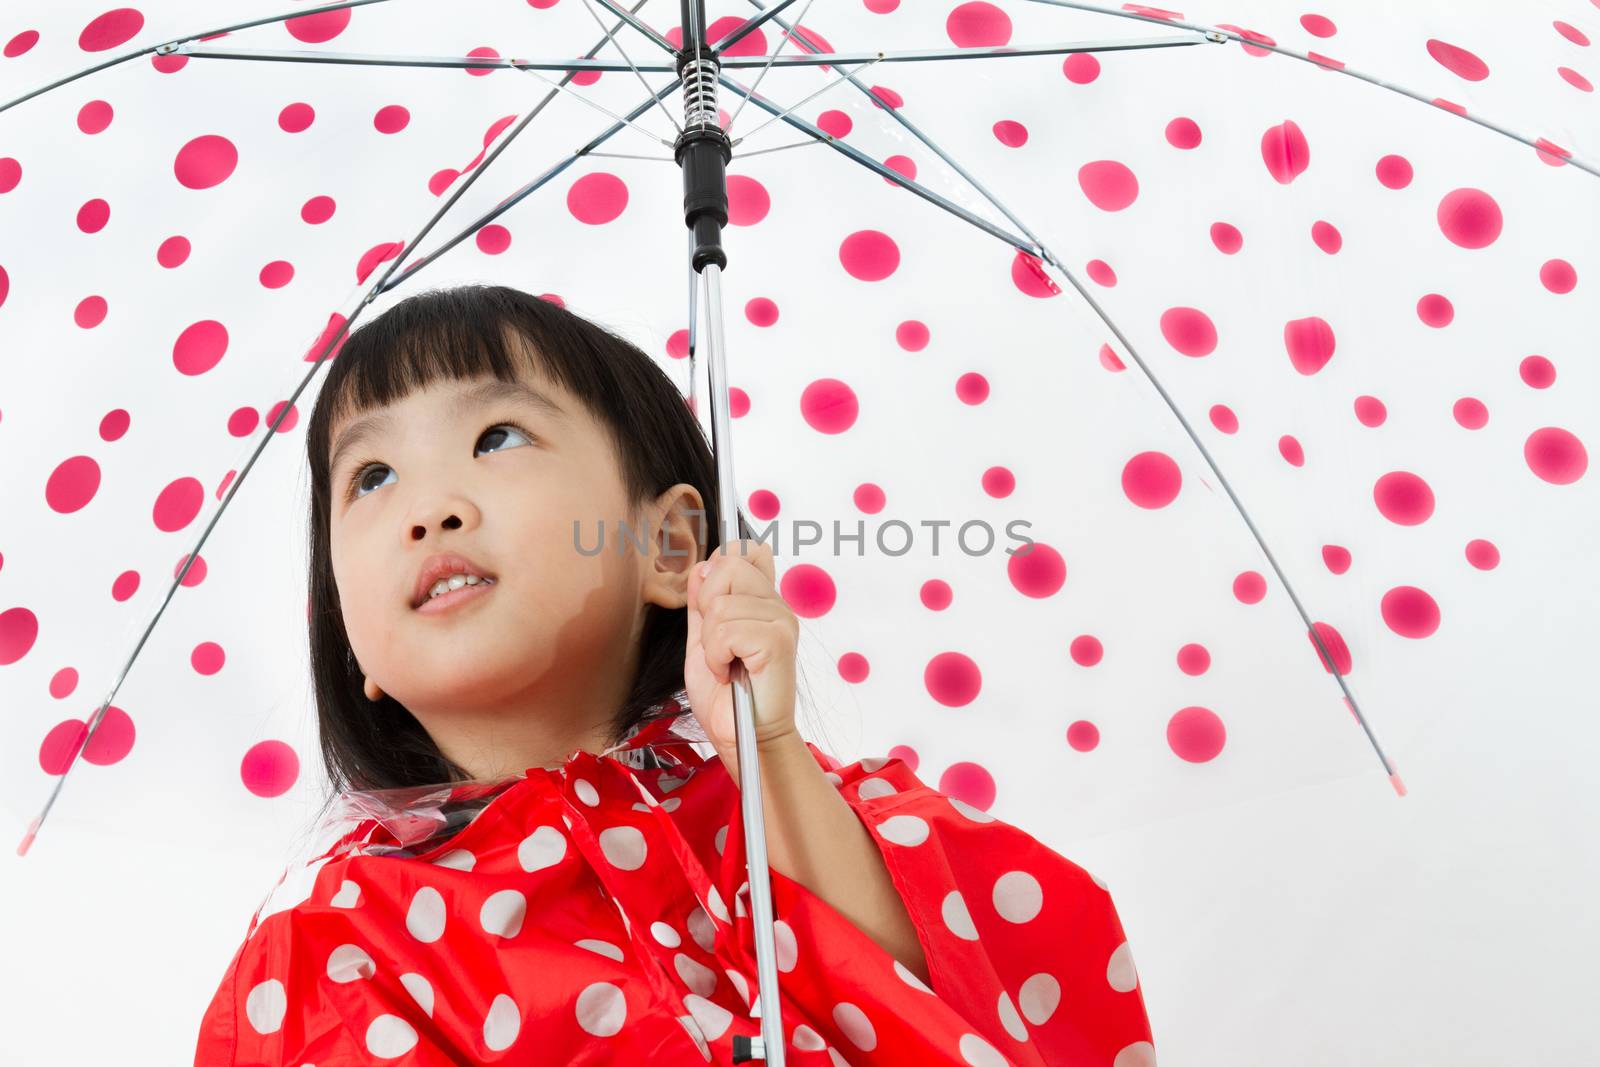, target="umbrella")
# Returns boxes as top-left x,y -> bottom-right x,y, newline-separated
3,0 -> 1594,1058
